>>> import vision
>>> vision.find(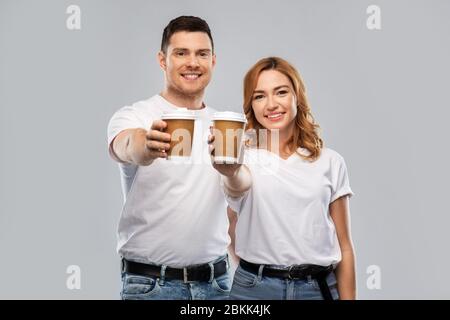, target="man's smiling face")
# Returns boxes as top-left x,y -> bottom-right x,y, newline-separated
159,31 -> 216,97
